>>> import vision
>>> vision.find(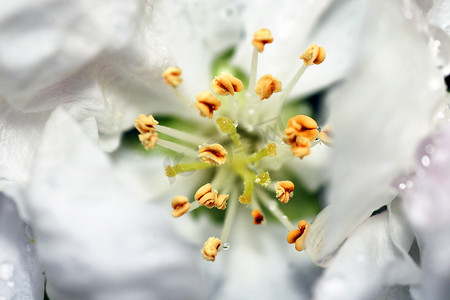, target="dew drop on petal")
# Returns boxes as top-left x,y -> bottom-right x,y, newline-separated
232,120 -> 238,127
0,262 -> 14,280
391,176 -> 414,193
222,243 -> 230,250
268,200 -> 277,211
421,155 -> 431,167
